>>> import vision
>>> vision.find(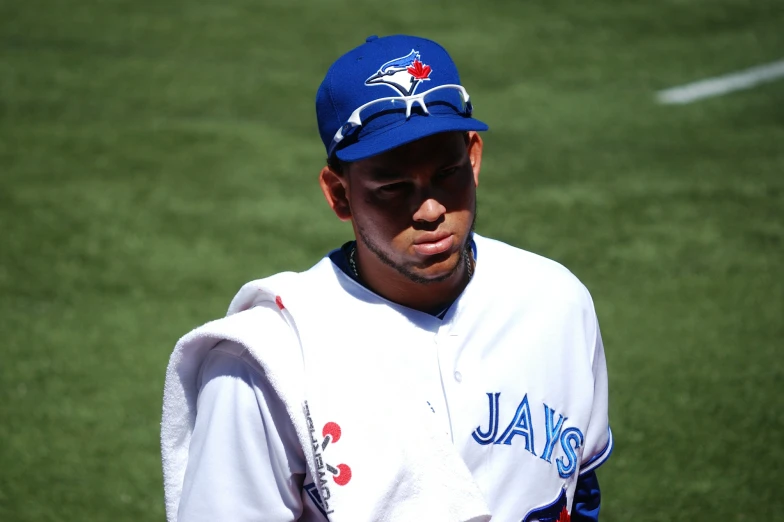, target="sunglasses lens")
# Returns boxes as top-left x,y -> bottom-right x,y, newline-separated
356,98 -> 405,122
356,87 -> 469,126
421,87 -> 468,116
